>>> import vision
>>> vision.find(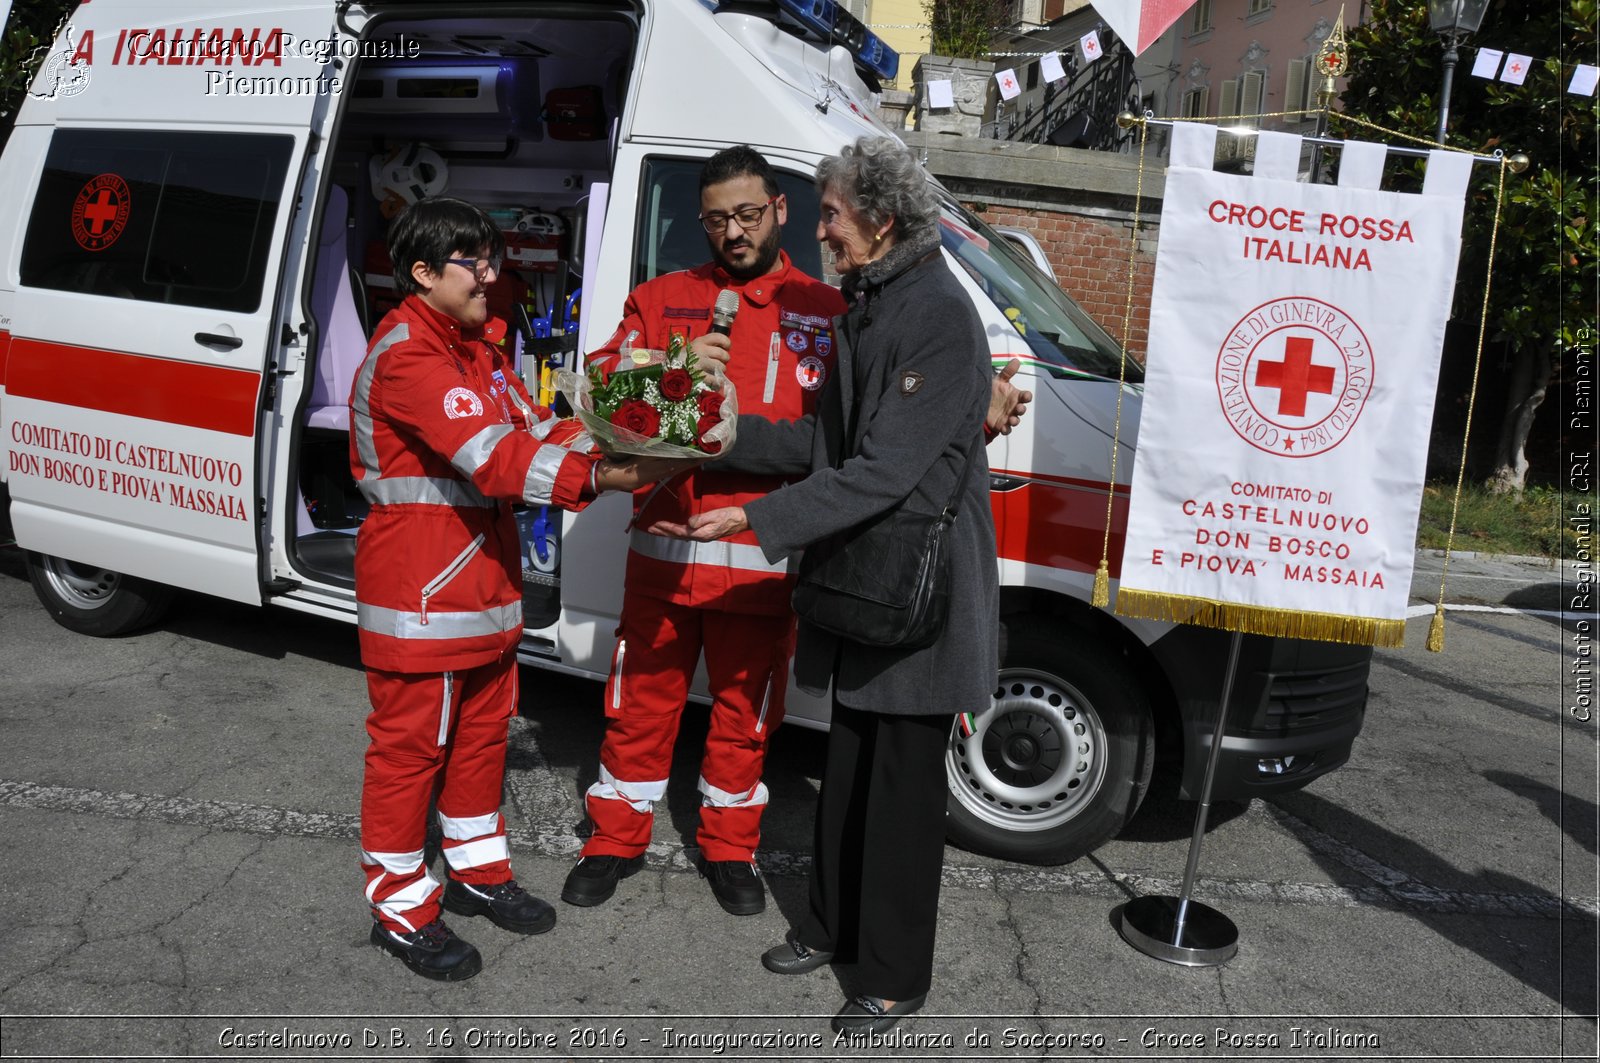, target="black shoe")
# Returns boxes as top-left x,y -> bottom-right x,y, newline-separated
761,930 -> 834,975
831,993 -> 927,1035
560,854 -> 645,907
442,879 -> 556,935
370,919 -> 482,982
699,857 -> 766,916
